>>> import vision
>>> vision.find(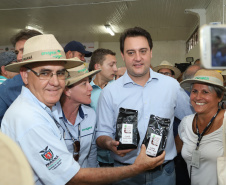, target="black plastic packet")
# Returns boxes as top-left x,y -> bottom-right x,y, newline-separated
115,108 -> 140,150
143,114 -> 170,157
